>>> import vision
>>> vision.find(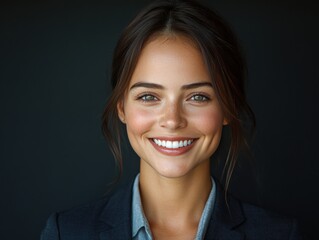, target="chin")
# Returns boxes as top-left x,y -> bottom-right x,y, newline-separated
152,162 -> 197,179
